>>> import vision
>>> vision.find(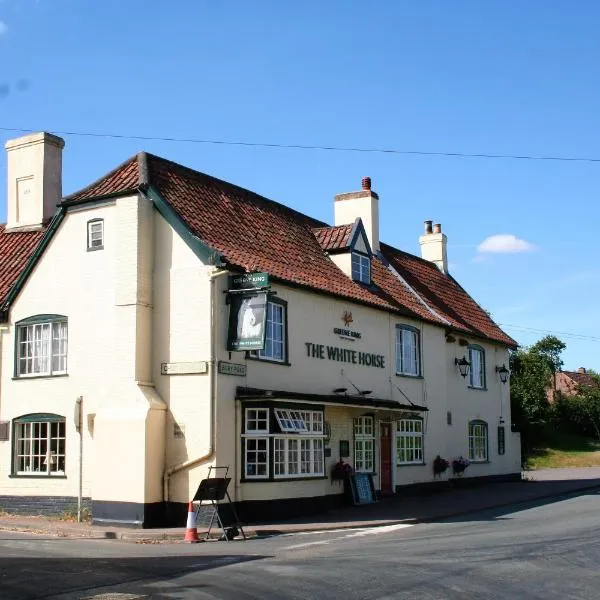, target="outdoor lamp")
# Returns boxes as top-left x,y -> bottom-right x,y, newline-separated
455,356 -> 471,378
496,364 -> 510,384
